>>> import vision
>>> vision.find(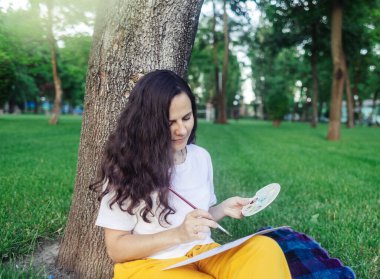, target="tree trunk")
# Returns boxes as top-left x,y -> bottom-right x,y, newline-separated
272,119 -> 281,127
301,101 -> 309,122
211,0 -> 221,123
217,0 -> 228,124
310,22 -> 319,128
351,65 -> 361,123
372,91 -> 378,112
358,98 -> 363,125
345,62 -> 355,128
56,0 -> 204,278
291,102 -> 298,122
327,0 -> 345,141
47,0 -> 63,125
